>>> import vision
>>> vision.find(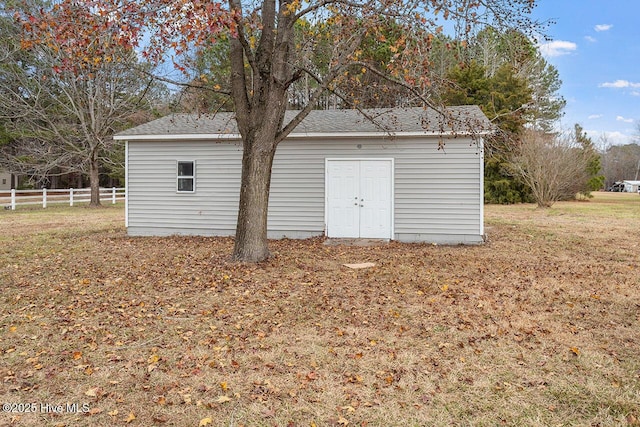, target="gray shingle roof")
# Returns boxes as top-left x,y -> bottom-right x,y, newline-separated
115,105 -> 492,139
